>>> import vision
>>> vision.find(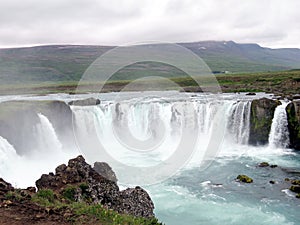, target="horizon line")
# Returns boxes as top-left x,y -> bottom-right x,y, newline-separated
0,40 -> 299,50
